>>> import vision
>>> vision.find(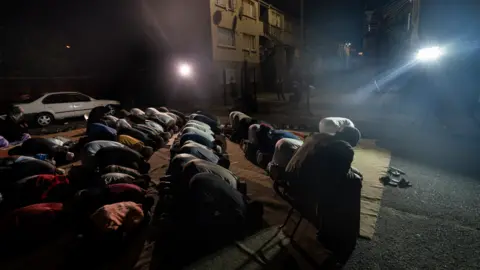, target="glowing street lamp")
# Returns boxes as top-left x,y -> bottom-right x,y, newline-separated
178,63 -> 192,78
65,45 -> 71,49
